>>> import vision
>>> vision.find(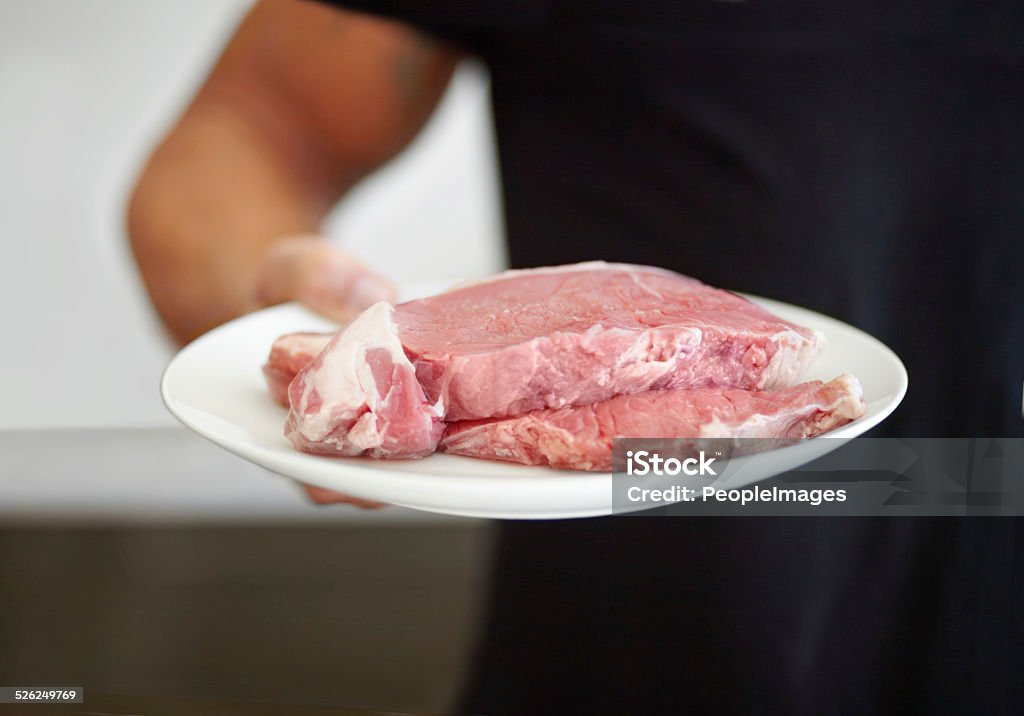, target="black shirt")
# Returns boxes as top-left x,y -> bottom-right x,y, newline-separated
323,2 -> 1024,712
330,0 -> 1024,438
